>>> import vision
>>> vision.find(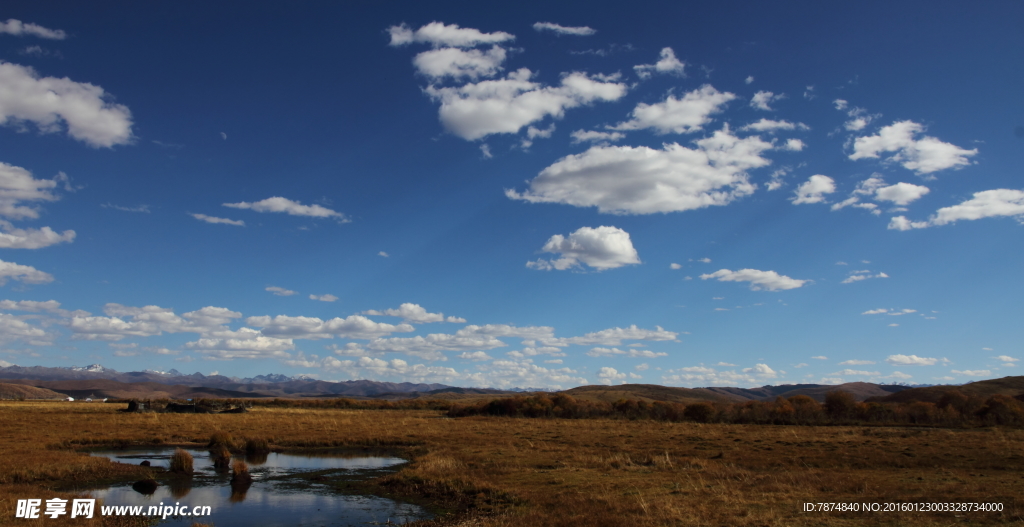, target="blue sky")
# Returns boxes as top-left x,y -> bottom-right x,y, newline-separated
0,1 -> 1021,388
